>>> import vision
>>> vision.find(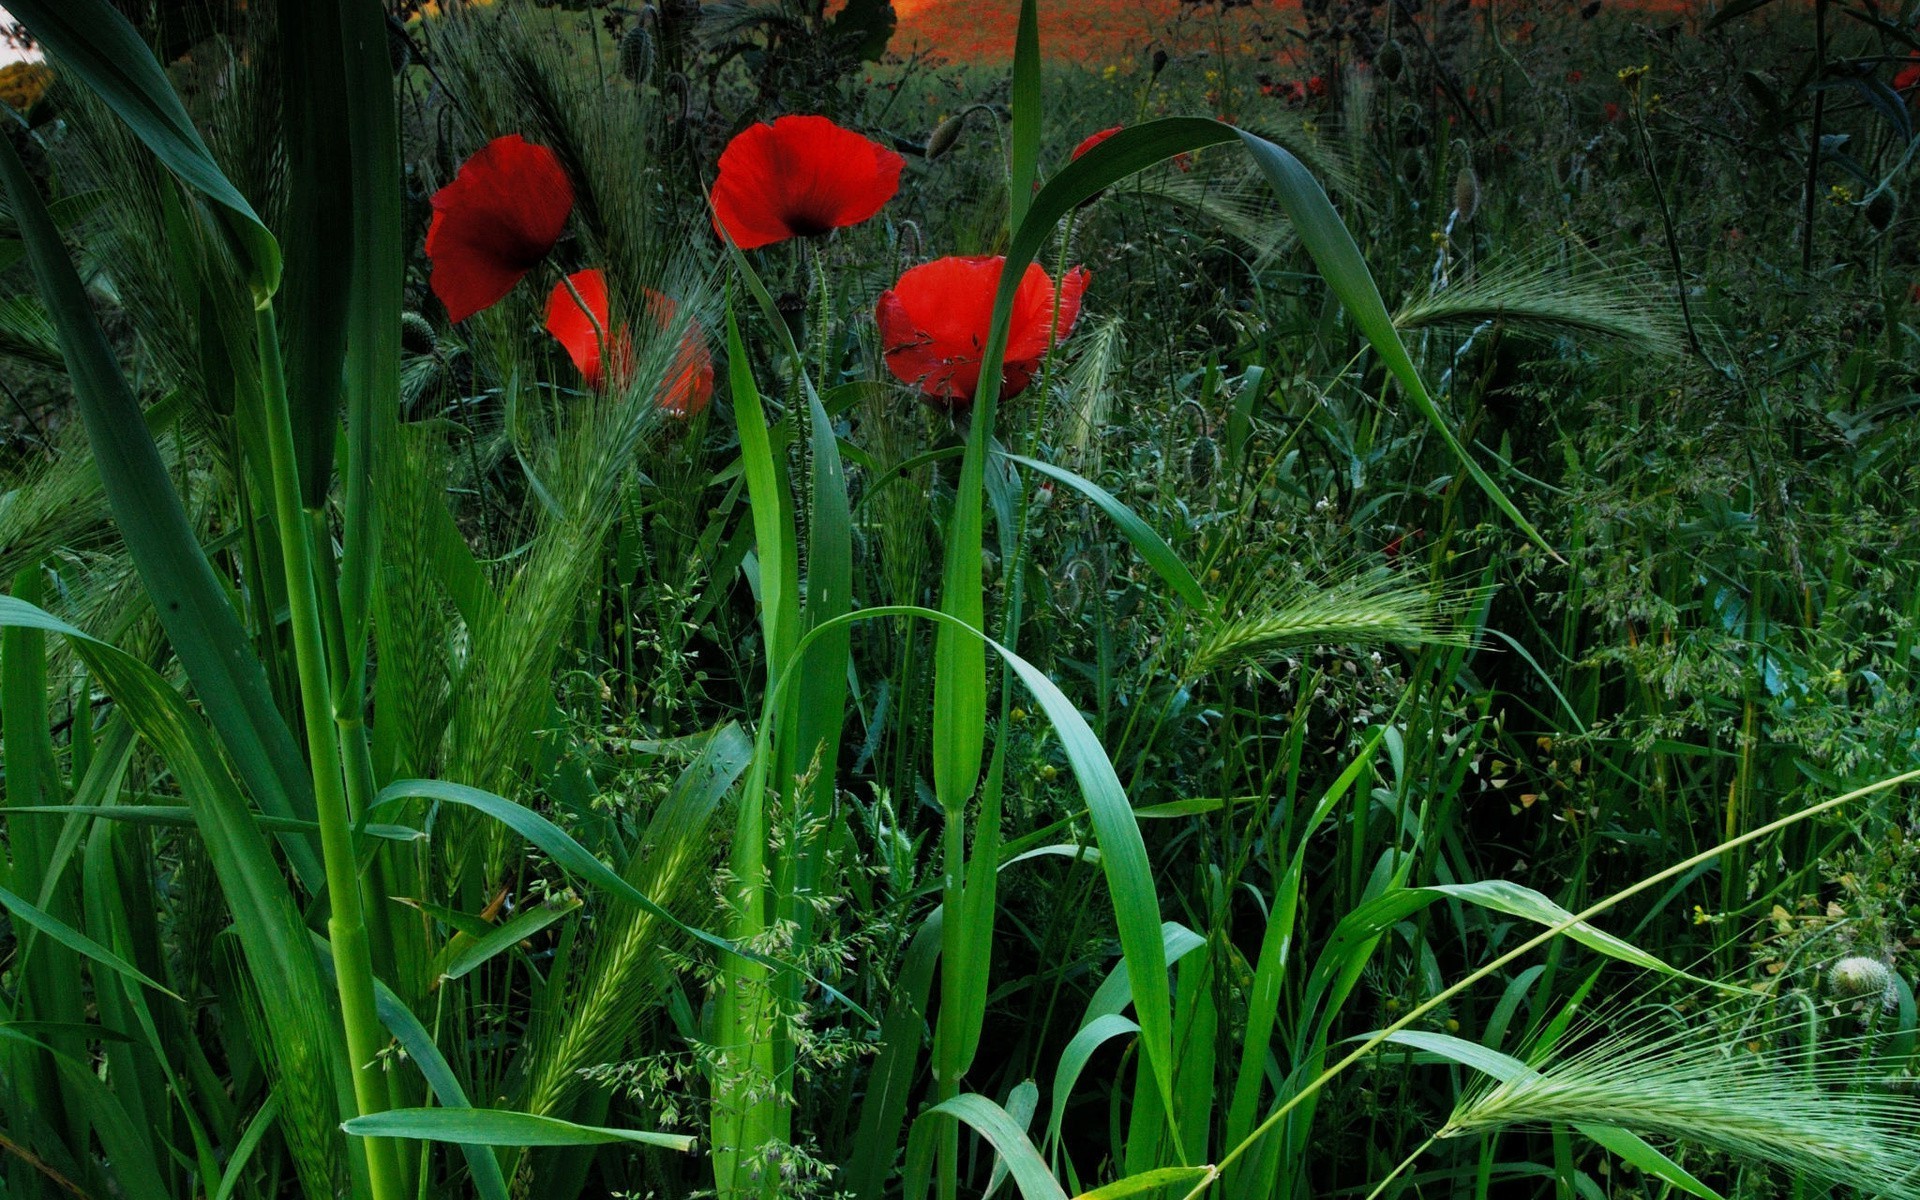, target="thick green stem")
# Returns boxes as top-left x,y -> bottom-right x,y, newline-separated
253,301 -> 406,1200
